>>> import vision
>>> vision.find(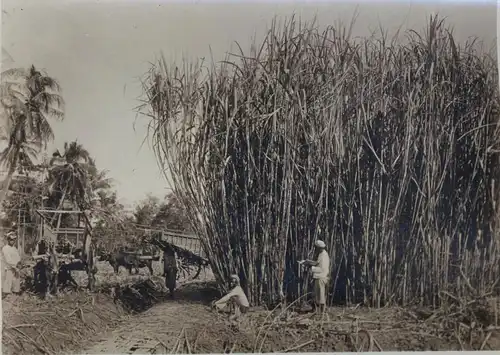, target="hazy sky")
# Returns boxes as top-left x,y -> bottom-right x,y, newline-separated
1,0 -> 497,206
